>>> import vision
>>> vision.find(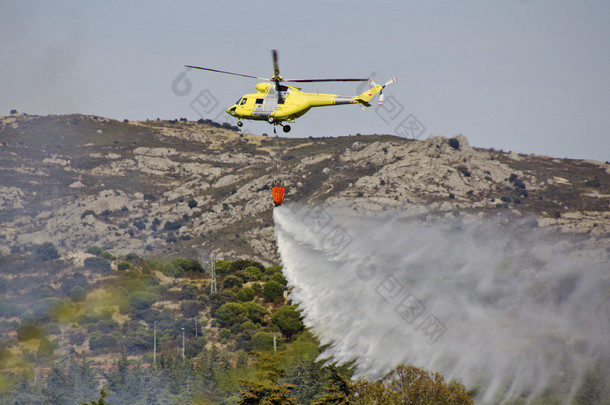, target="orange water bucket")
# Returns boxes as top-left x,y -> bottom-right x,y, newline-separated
271,186 -> 285,206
